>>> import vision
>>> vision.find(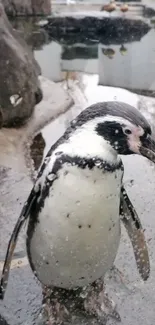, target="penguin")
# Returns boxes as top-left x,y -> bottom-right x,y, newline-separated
119,45 -> 128,56
1,101 -> 155,324
120,3 -> 129,15
101,1 -> 117,16
102,48 -> 115,59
